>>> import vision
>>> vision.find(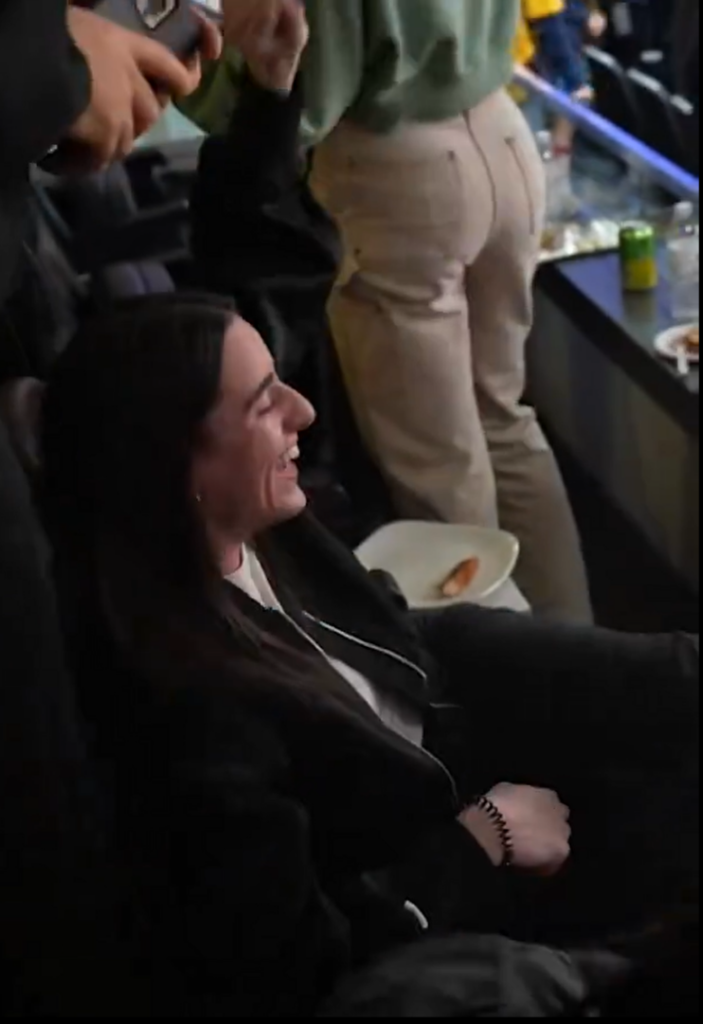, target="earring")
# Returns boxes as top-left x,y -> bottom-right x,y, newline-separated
195,494 -> 203,505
